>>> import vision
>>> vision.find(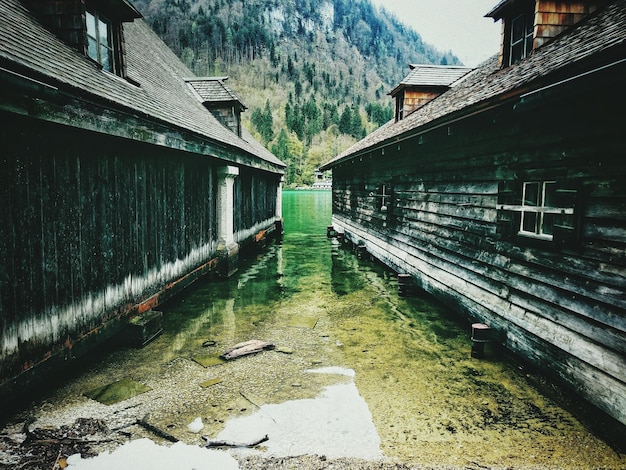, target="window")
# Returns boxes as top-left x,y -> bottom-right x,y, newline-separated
509,7 -> 534,65
86,10 -> 114,73
497,180 -> 579,246
395,92 -> 405,122
519,181 -> 567,239
368,183 -> 394,226
379,184 -> 392,212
